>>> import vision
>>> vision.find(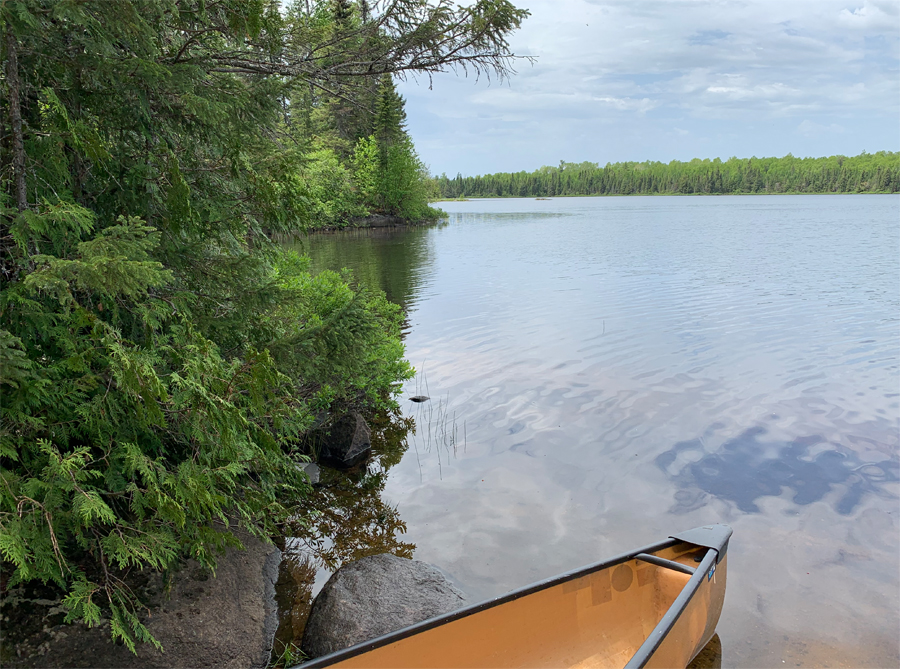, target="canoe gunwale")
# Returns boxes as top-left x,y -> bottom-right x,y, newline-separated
623,548 -> 718,669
